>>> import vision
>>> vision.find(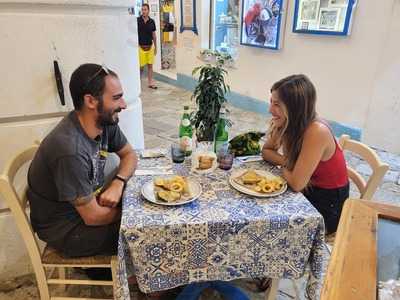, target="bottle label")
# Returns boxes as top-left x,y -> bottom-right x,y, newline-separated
180,136 -> 192,152
181,118 -> 190,127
